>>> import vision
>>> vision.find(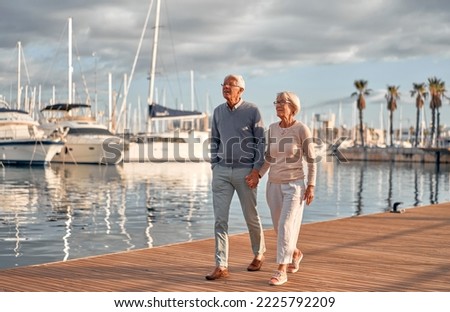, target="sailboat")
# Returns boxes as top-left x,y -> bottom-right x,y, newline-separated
123,0 -> 209,162
125,102 -> 209,162
39,18 -> 124,165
